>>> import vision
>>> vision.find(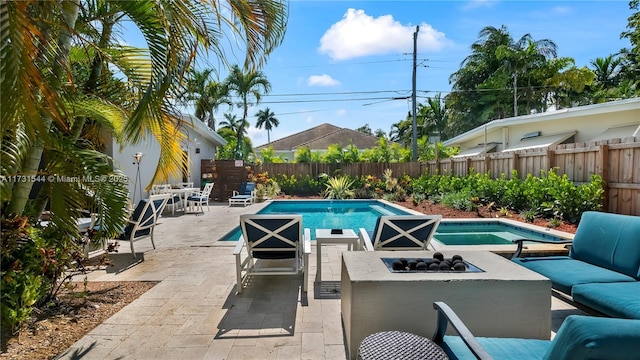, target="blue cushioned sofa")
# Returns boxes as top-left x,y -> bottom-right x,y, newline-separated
512,211 -> 640,319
